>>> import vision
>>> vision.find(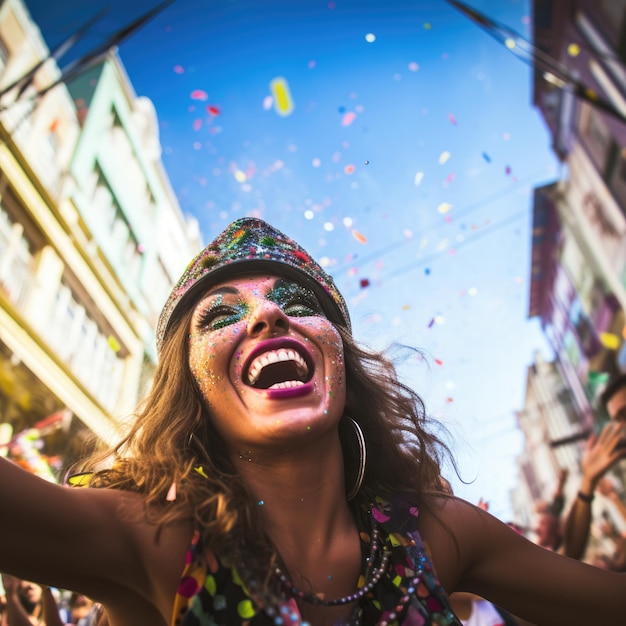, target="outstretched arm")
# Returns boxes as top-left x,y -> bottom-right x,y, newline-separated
563,422 -> 626,559
422,496 -> 626,625
0,456 -> 189,610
